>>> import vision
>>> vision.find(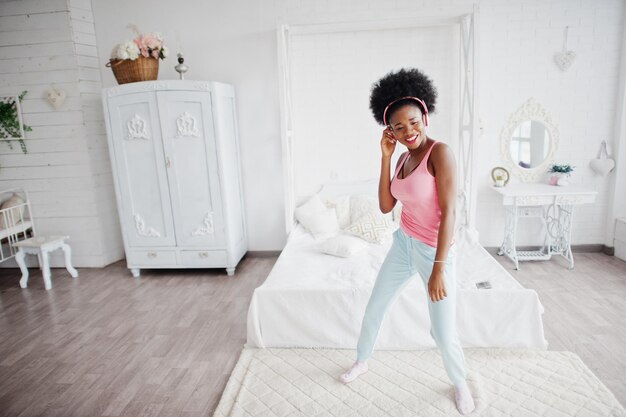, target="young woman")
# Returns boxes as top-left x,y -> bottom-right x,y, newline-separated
339,68 -> 475,415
